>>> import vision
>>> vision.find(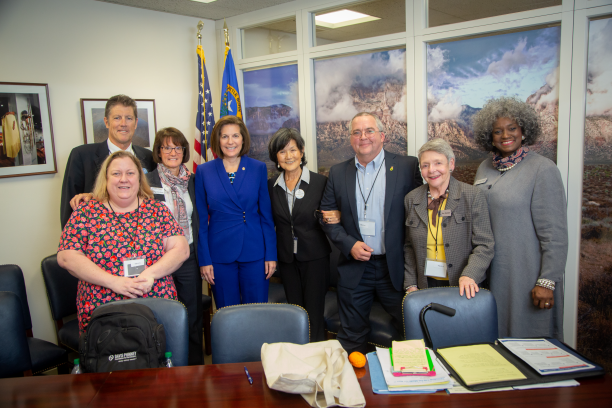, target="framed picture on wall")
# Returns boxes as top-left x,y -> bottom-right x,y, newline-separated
80,98 -> 157,148
0,82 -> 57,179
